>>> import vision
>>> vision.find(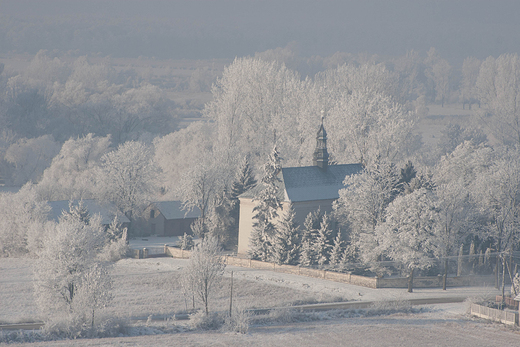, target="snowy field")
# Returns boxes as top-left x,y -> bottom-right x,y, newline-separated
2,256 -> 520,346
